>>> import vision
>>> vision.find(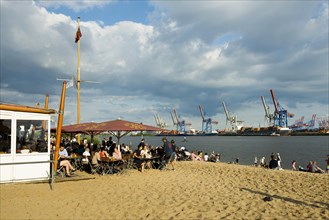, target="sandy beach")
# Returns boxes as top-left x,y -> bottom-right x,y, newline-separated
1,161 -> 328,220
